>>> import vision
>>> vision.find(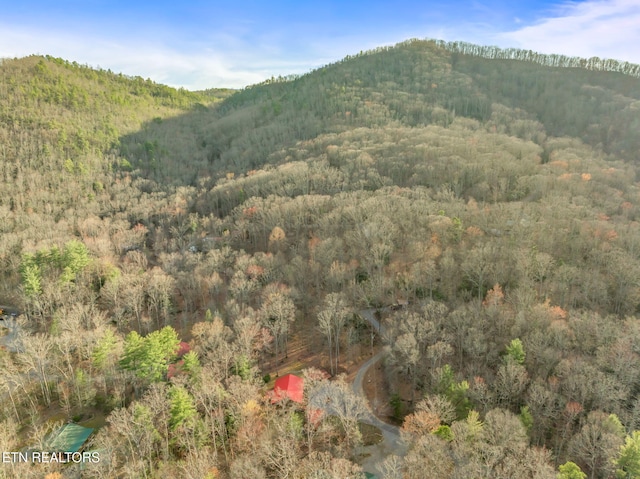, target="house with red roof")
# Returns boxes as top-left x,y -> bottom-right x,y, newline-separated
271,374 -> 304,403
